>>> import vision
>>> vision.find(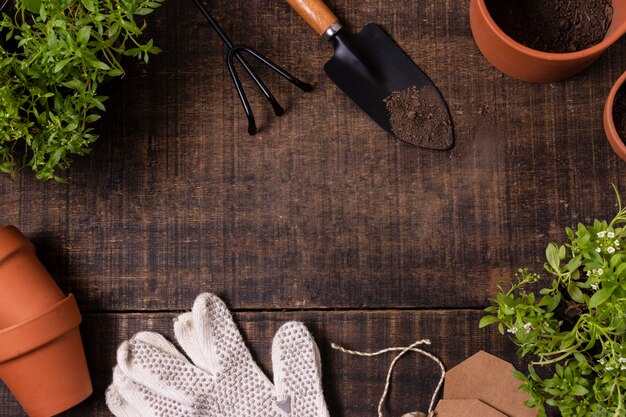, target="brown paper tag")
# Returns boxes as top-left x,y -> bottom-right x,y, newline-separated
435,399 -> 507,417
444,351 -> 536,417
